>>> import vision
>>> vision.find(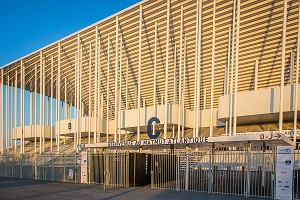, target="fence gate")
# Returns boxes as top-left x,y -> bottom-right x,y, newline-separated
104,152 -> 129,189
151,146 -> 275,199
